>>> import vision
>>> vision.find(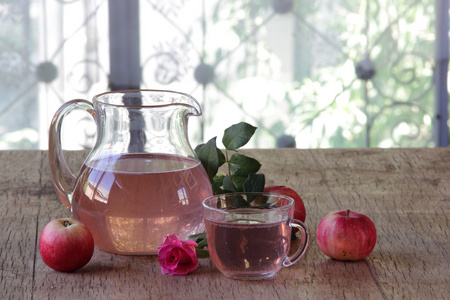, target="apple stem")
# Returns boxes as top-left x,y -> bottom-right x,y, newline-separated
346,209 -> 350,217
63,220 -> 70,227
